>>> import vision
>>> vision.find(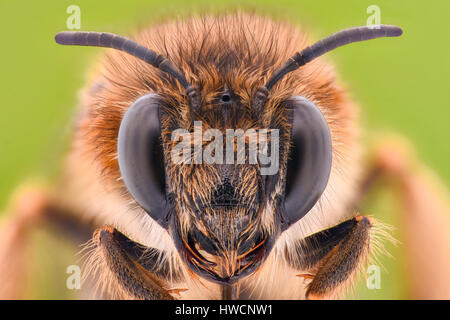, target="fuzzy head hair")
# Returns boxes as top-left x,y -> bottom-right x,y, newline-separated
56,13 -> 401,286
